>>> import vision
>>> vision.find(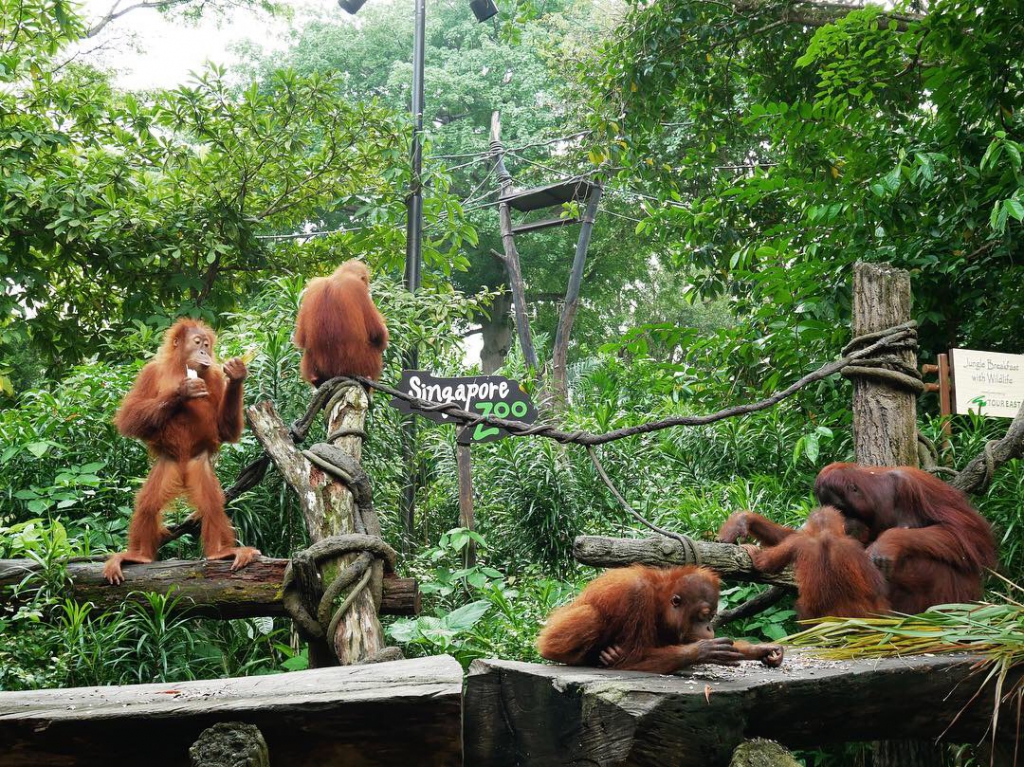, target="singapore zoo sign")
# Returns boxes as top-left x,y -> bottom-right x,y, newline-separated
390,371 -> 539,444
